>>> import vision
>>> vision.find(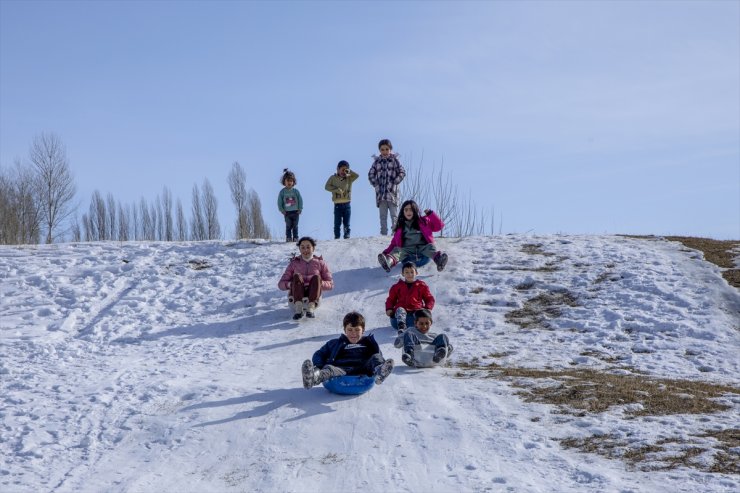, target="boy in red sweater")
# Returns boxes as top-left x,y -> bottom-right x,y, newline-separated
385,261 -> 435,335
